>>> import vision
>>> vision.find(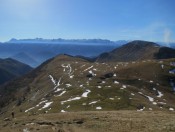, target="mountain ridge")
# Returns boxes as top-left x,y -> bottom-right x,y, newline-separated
7,38 -> 127,45
96,40 -> 175,62
4,38 -> 175,48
